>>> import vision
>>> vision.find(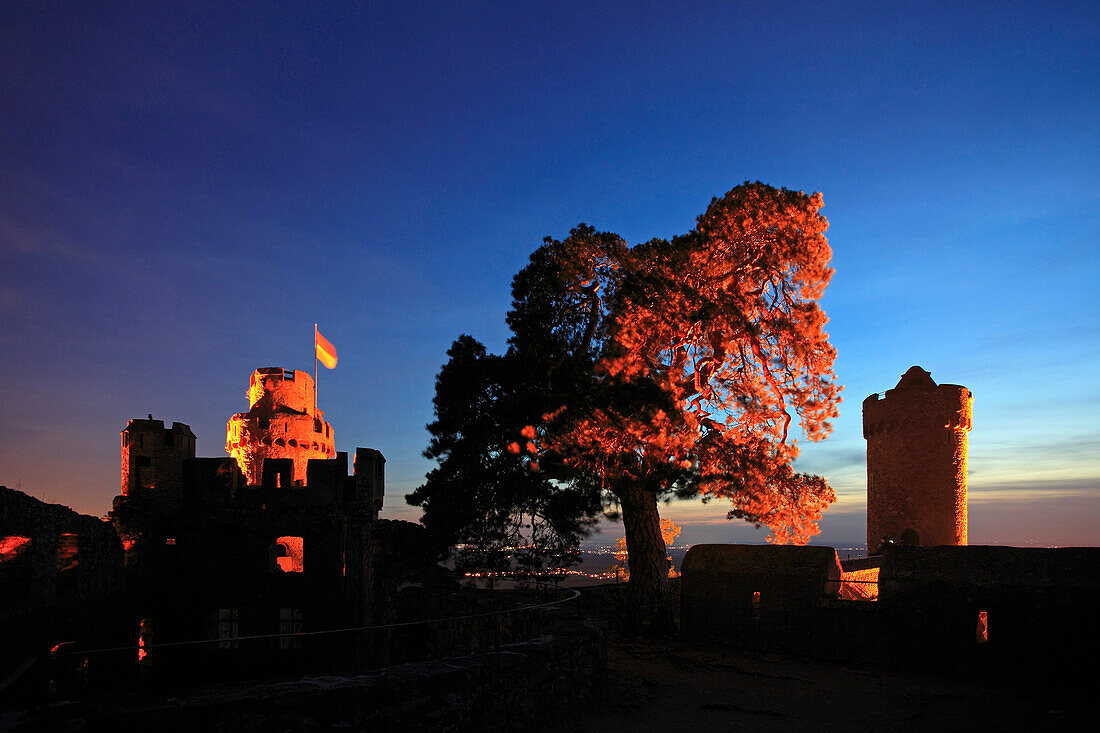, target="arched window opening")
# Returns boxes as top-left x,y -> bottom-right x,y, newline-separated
274,536 -> 304,573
